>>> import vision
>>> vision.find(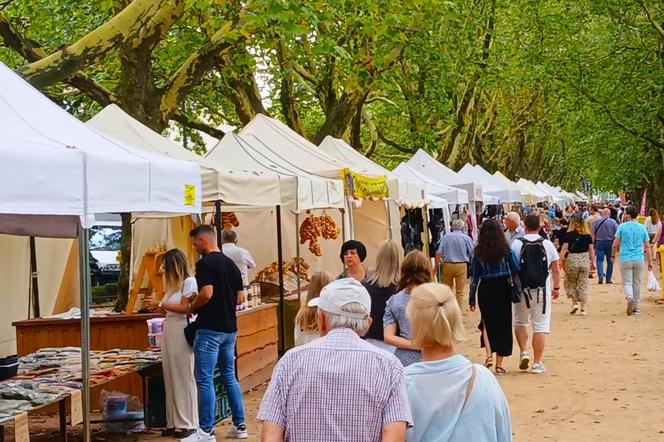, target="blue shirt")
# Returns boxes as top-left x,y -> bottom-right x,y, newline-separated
469,250 -> 520,306
384,291 -> 421,366
437,230 -> 475,263
405,355 -> 512,442
615,221 -> 649,262
592,216 -> 619,241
